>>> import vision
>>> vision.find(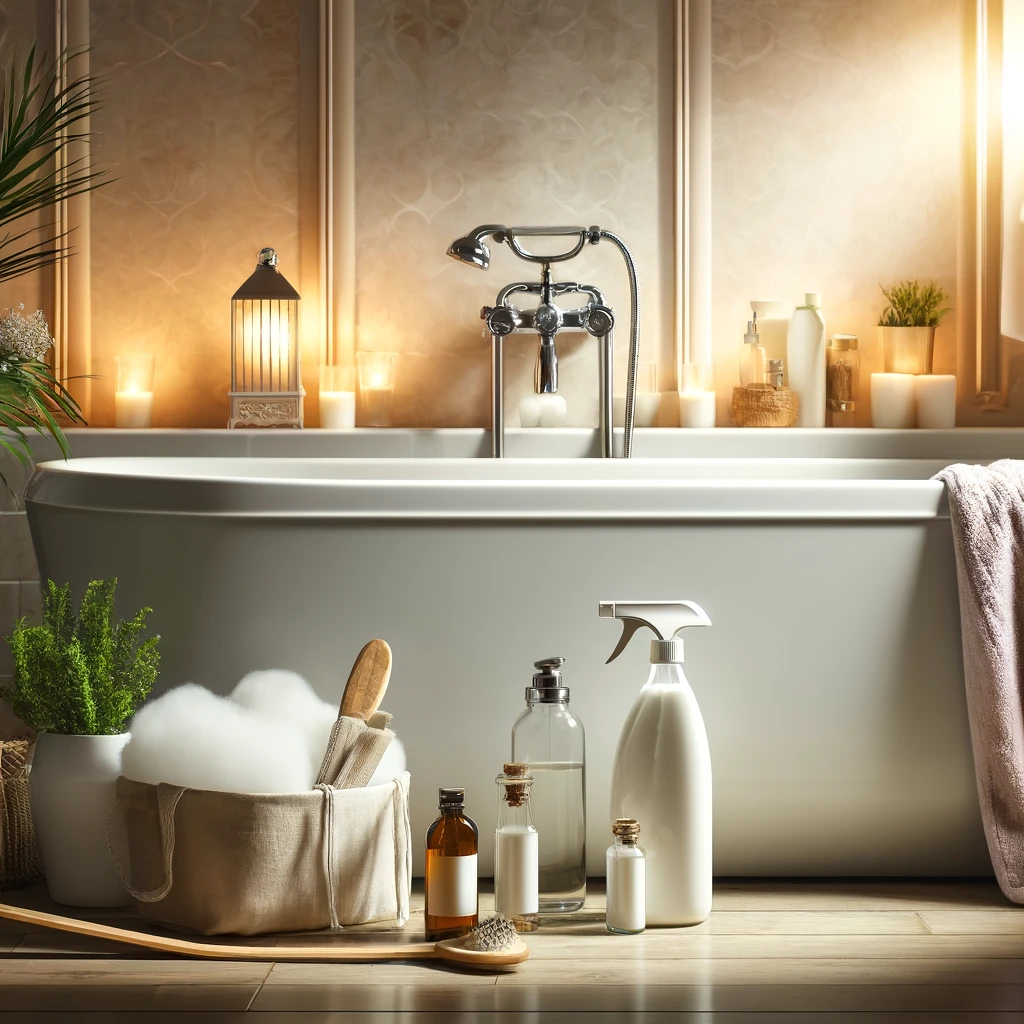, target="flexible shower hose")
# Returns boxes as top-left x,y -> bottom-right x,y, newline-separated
599,229 -> 641,458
